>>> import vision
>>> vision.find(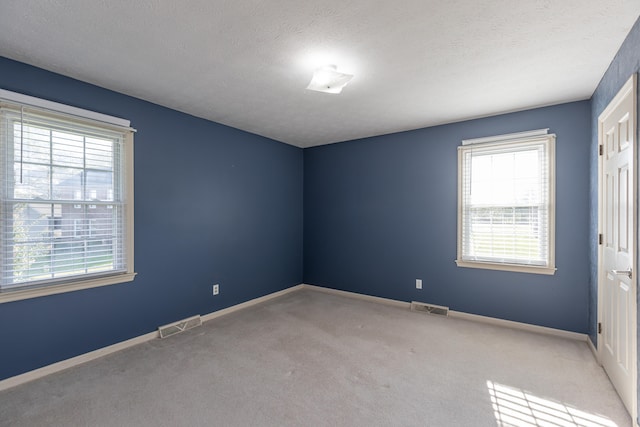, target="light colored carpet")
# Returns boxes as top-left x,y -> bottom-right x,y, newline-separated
0,289 -> 631,426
